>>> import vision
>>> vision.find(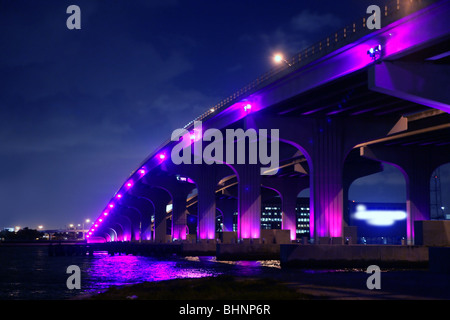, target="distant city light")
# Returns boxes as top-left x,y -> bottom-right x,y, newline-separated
38,225 -> 43,230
